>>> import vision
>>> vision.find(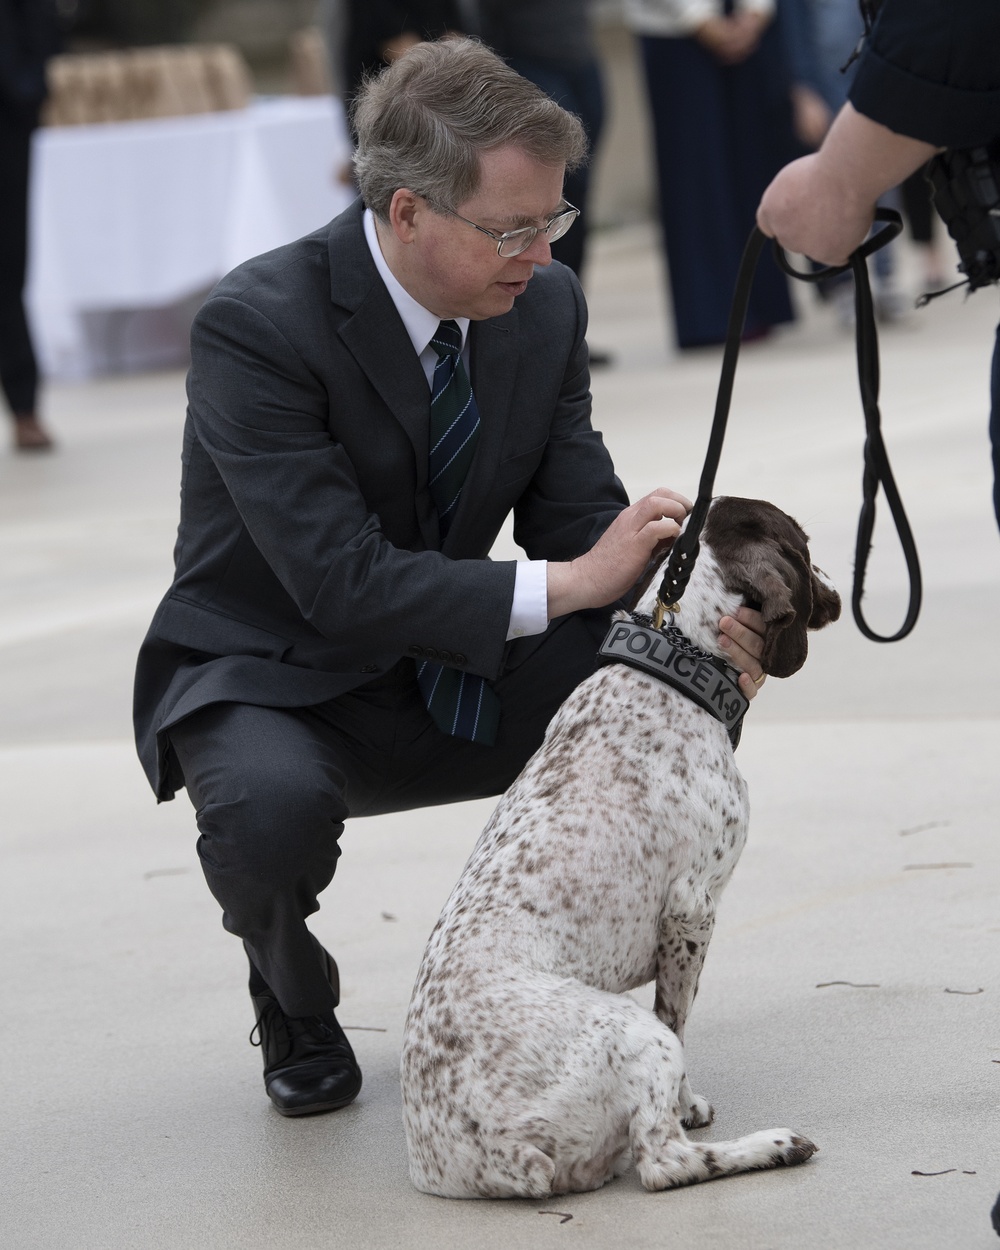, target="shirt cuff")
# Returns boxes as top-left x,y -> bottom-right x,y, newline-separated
506,561 -> 549,641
